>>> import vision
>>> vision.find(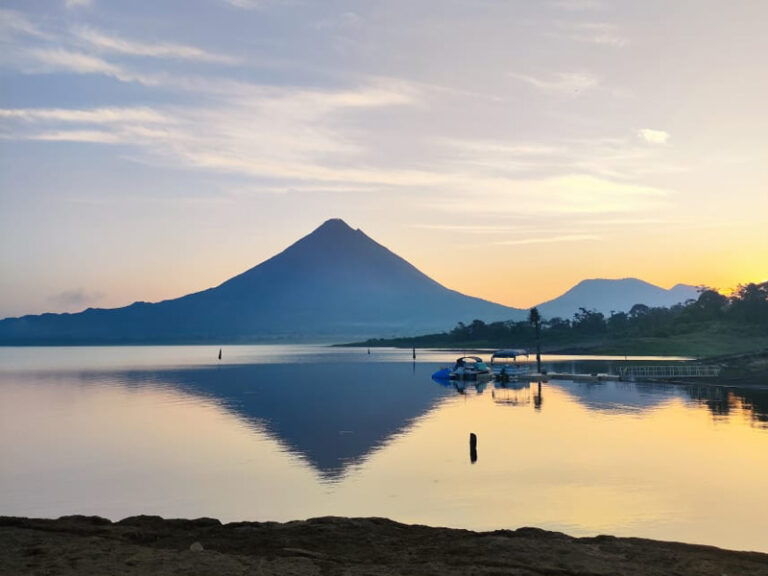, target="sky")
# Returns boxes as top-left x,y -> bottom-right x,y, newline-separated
1,0 -> 767,319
